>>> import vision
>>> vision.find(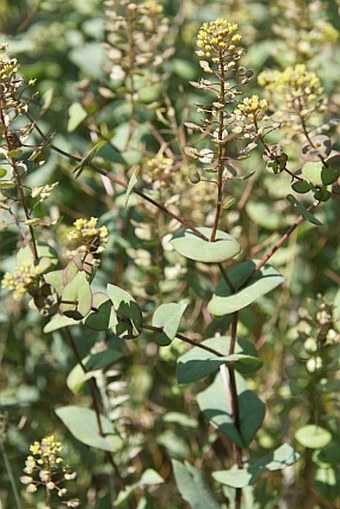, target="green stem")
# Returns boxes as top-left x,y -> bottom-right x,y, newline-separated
0,442 -> 24,509
211,50 -> 226,241
239,200 -> 319,290
64,328 -> 126,492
